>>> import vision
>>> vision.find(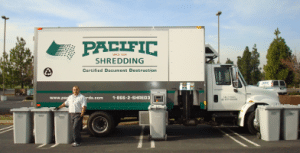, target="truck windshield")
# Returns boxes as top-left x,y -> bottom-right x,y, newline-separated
238,70 -> 247,86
